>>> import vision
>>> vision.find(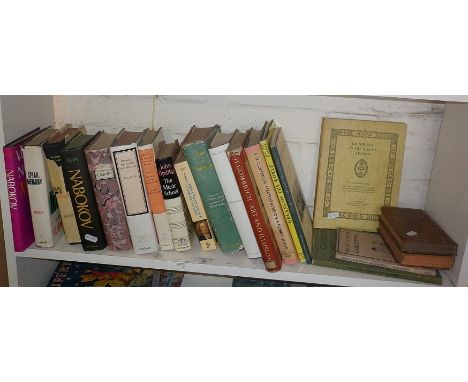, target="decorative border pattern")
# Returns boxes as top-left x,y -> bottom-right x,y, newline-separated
323,128 -> 399,221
